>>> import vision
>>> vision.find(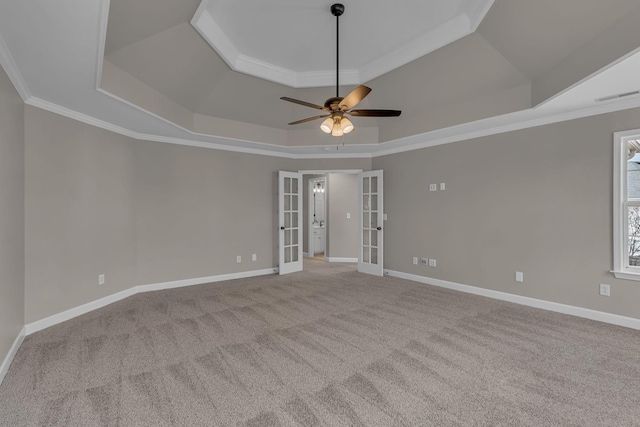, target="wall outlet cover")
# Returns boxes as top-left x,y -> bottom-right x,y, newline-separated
98,274 -> 105,285
252,254 -> 257,261
236,256 -> 242,263
599,284 -> 611,296
413,257 -> 418,265
428,259 -> 436,267
421,258 -> 428,265
429,184 -> 437,191
440,182 -> 446,191
515,271 -> 524,282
